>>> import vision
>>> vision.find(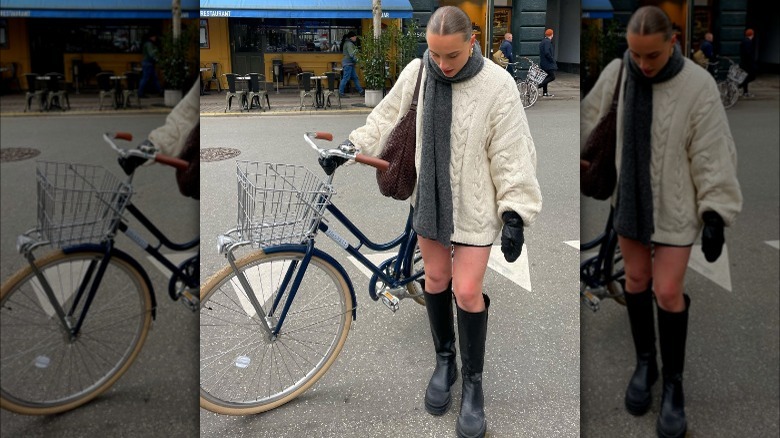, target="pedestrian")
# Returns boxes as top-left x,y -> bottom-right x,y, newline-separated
699,32 -> 717,75
499,32 -> 514,75
538,28 -> 557,97
138,34 -> 162,98
740,28 -> 757,97
339,31 -> 365,98
321,6 -> 542,438
580,6 -> 742,438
